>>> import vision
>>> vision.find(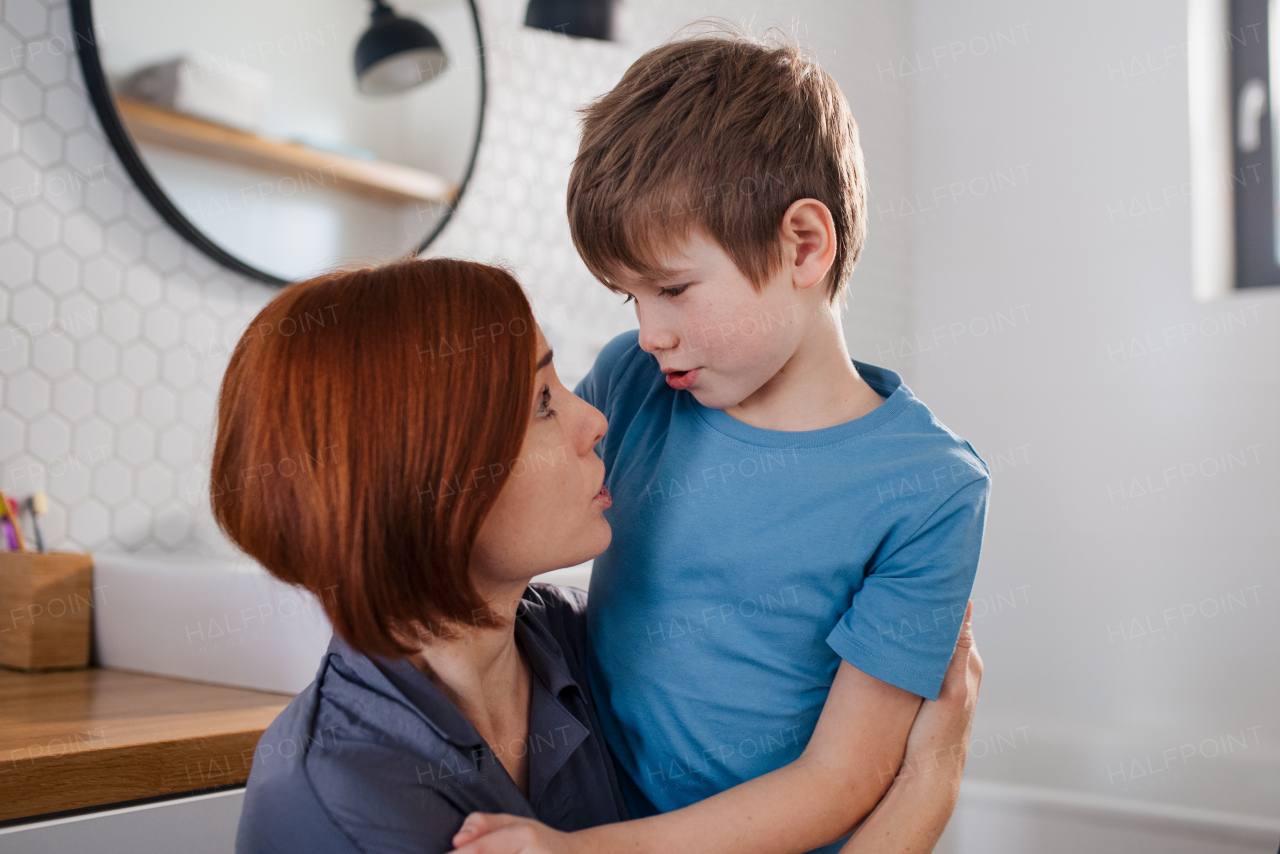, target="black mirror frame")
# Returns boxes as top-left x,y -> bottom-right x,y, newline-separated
70,0 -> 488,286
